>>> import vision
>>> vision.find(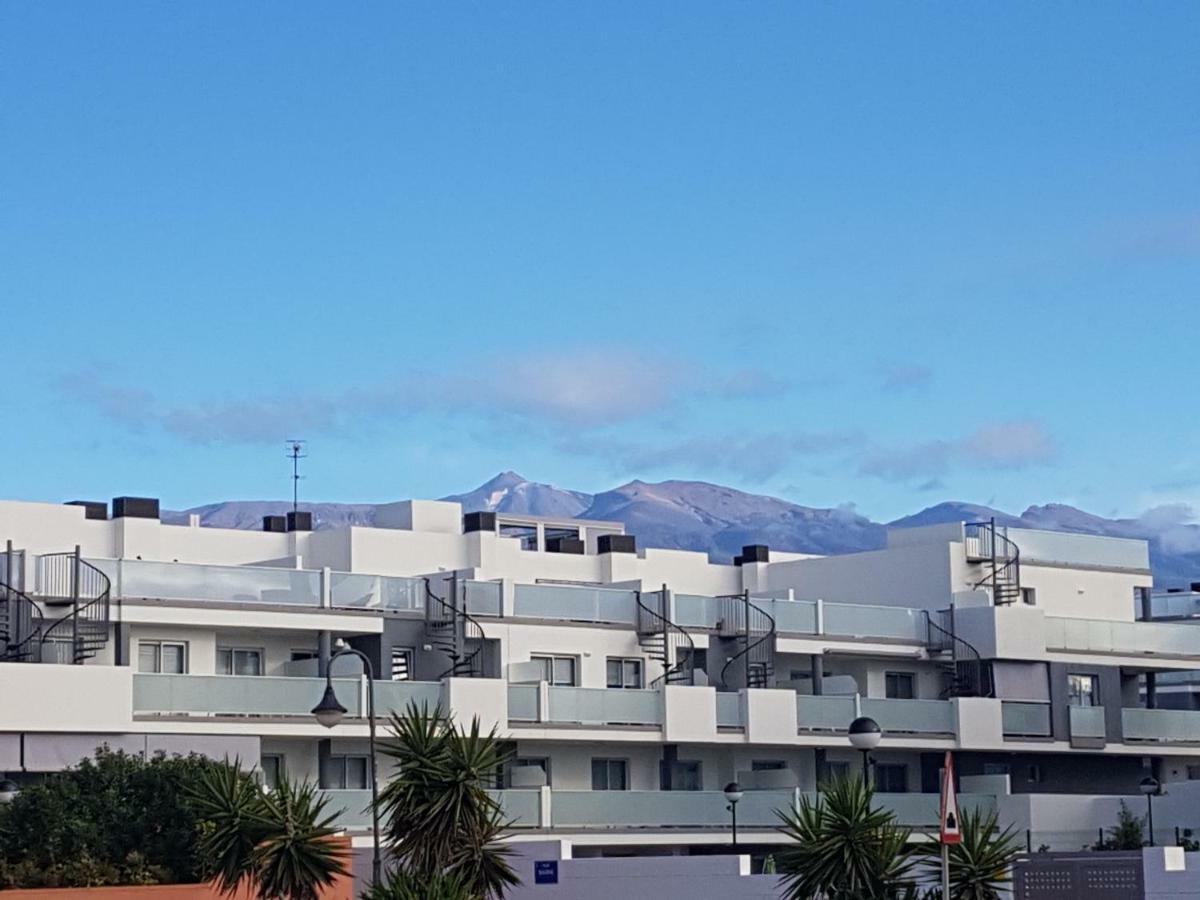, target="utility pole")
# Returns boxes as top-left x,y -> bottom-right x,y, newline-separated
286,440 -> 307,514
